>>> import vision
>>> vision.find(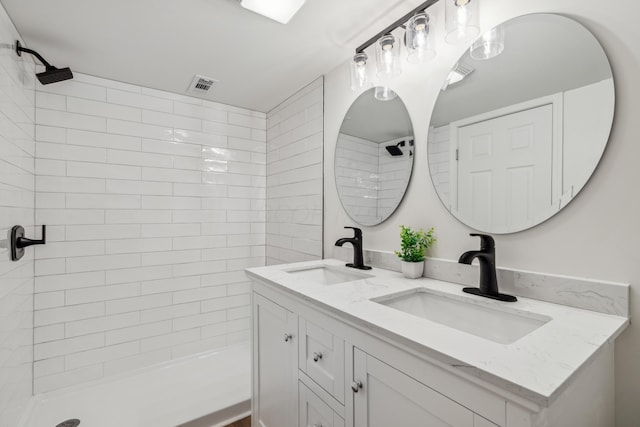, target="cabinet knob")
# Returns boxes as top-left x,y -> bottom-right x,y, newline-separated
313,352 -> 323,362
351,380 -> 363,393
284,333 -> 293,342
